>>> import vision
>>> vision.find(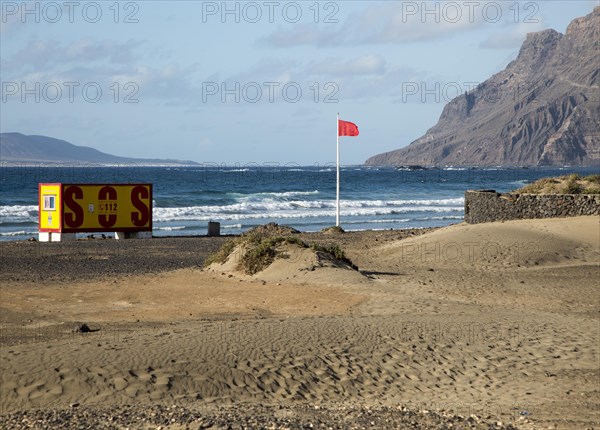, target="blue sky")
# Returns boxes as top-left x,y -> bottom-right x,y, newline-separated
1,0 -> 597,164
